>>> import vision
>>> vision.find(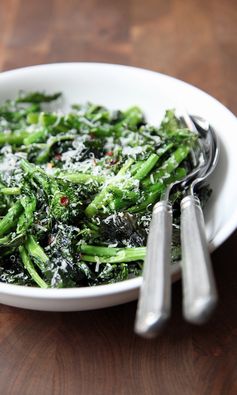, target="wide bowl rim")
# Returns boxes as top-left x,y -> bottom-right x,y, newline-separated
0,61 -> 237,300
